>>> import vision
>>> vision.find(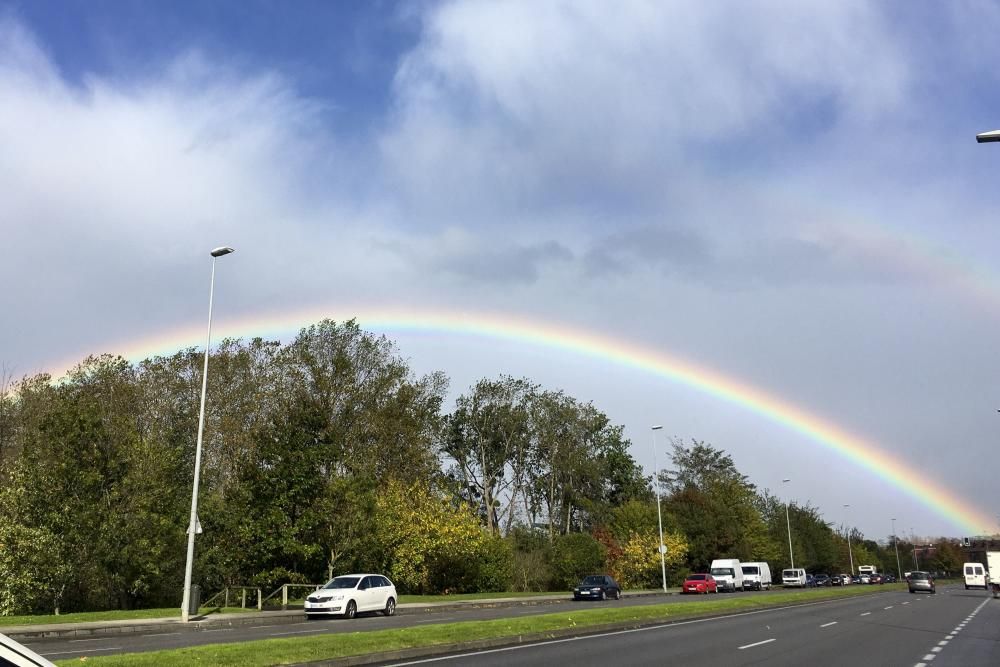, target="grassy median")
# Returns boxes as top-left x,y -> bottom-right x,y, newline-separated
53,585 -> 903,666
